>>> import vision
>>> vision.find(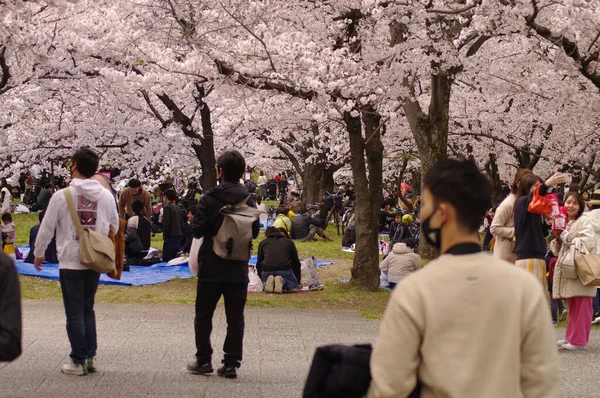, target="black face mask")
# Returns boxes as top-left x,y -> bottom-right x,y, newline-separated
421,211 -> 442,250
